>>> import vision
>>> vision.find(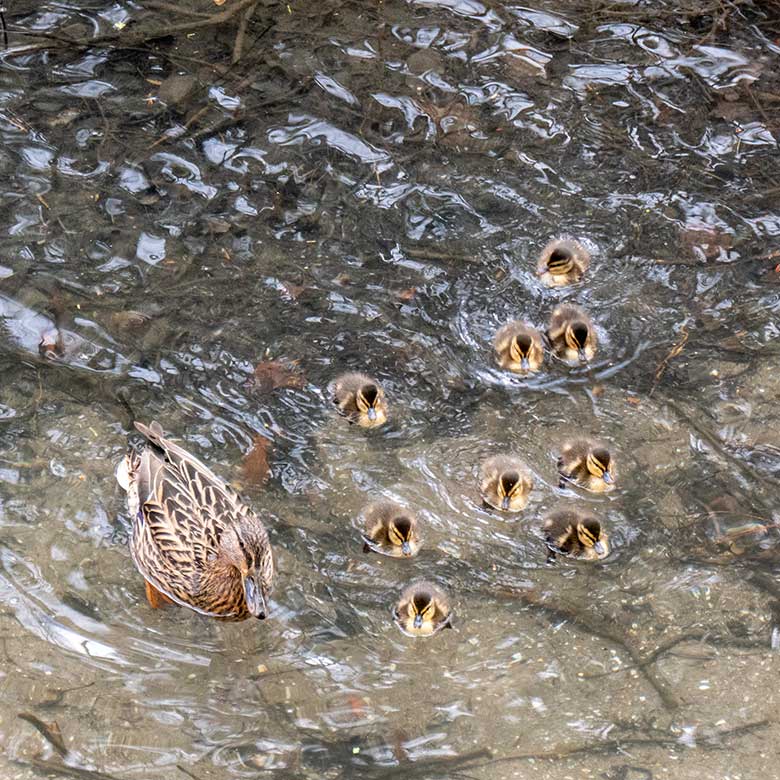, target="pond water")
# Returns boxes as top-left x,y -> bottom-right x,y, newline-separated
1,1 -> 780,778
